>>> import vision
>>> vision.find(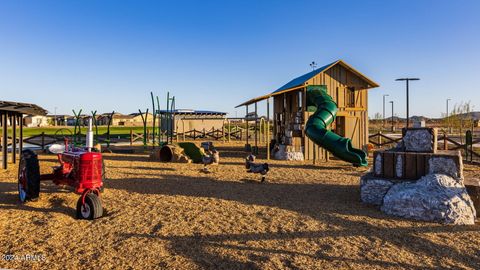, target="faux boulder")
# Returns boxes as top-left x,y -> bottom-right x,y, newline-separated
428,155 -> 463,180
360,173 -> 394,205
272,144 -> 304,161
381,174 -> 476,225
402,128 -> 437,153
